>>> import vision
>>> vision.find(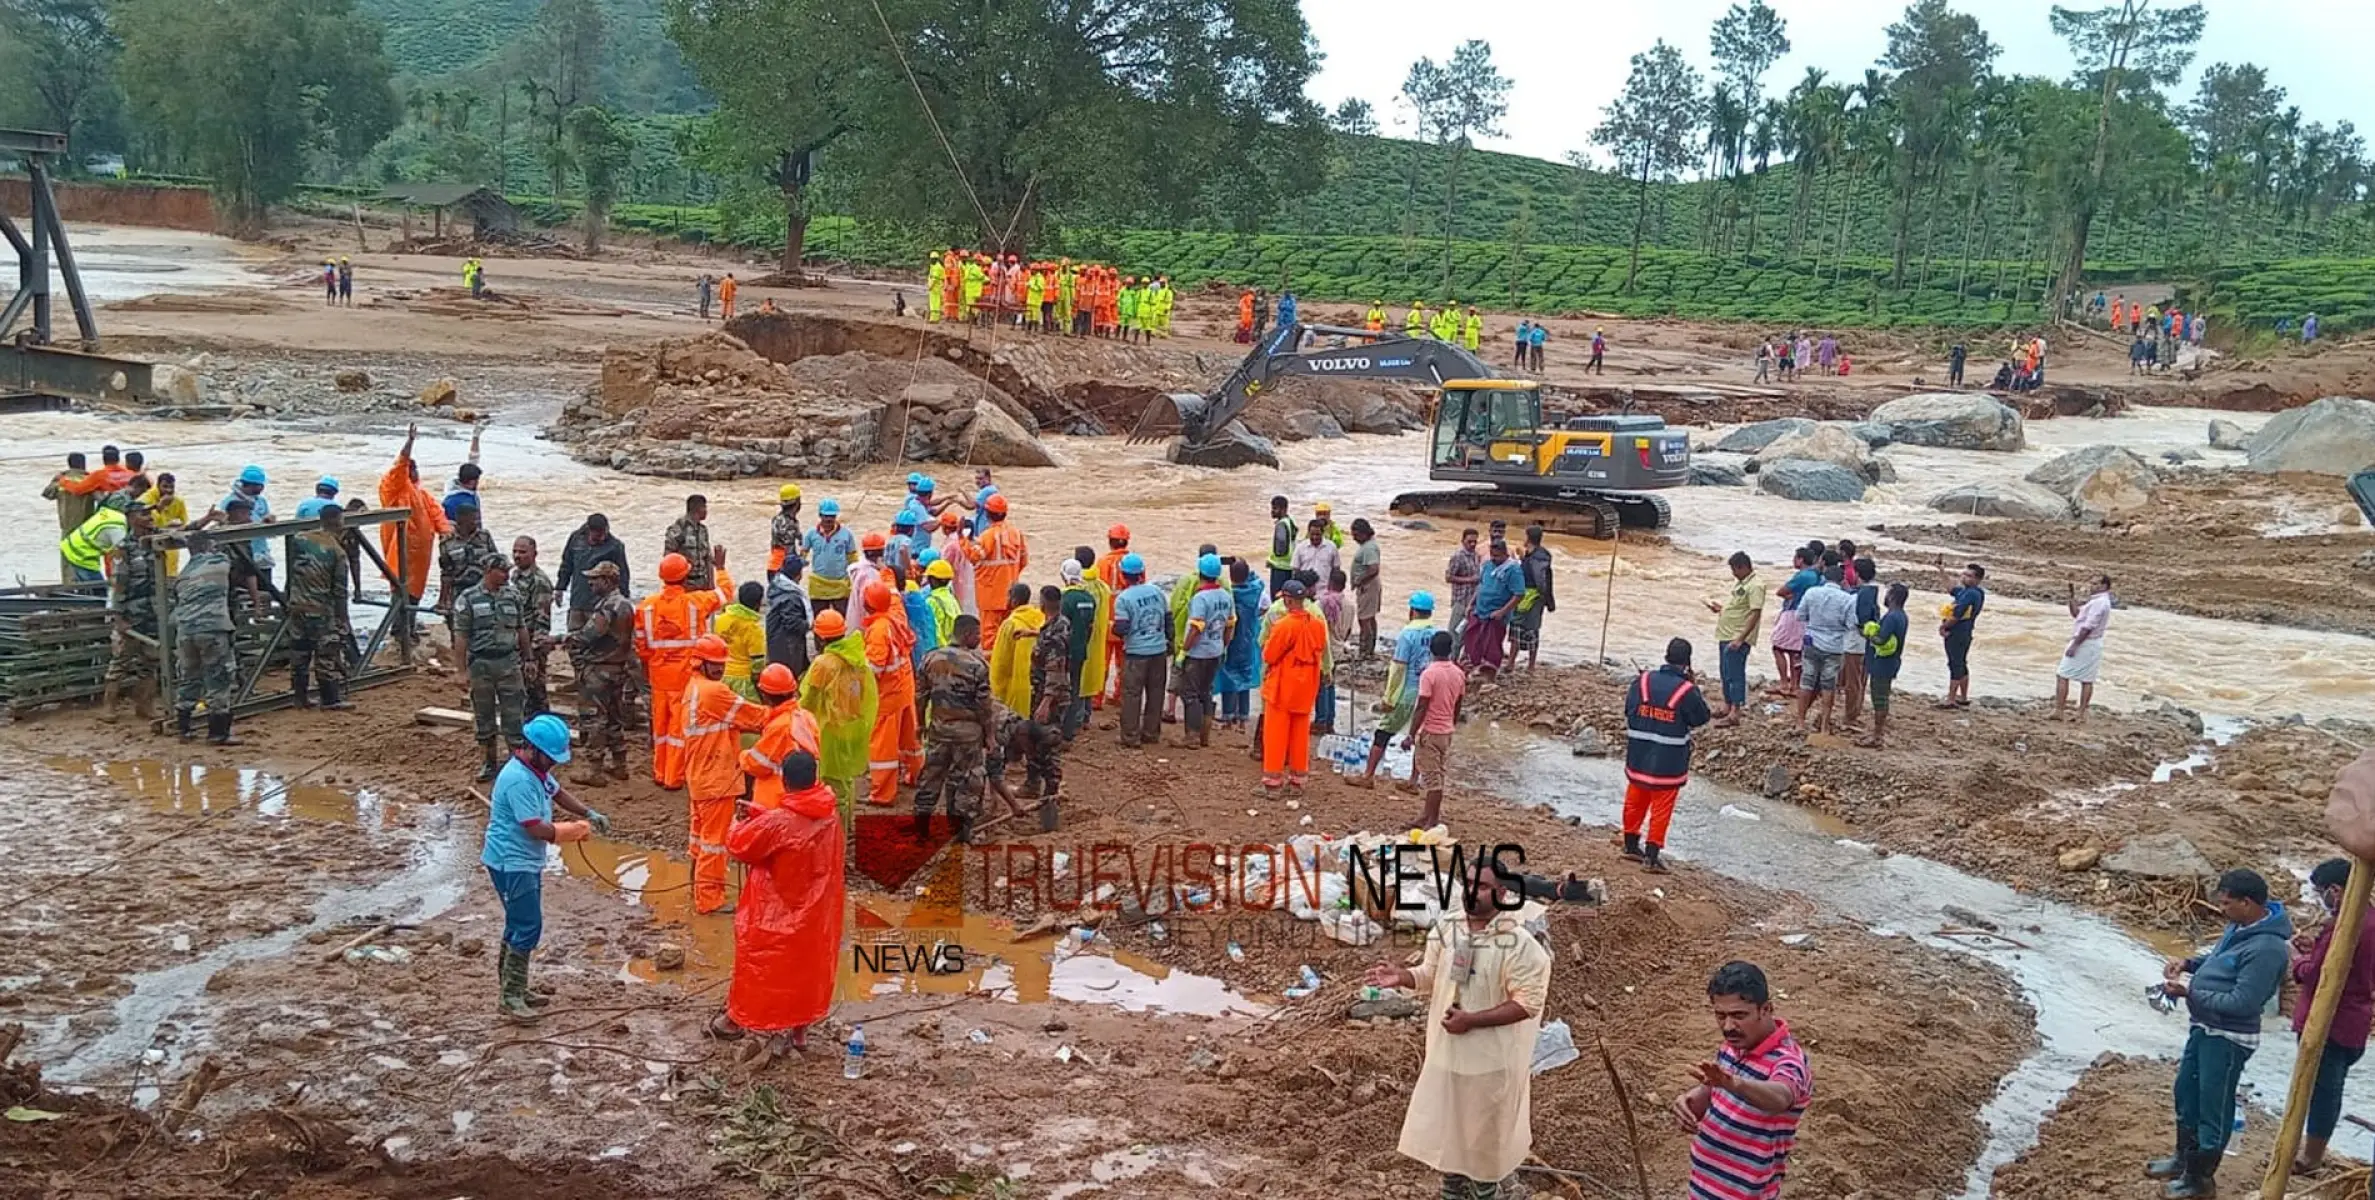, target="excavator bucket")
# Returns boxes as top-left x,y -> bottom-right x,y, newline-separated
1125,391 -> 1201,445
